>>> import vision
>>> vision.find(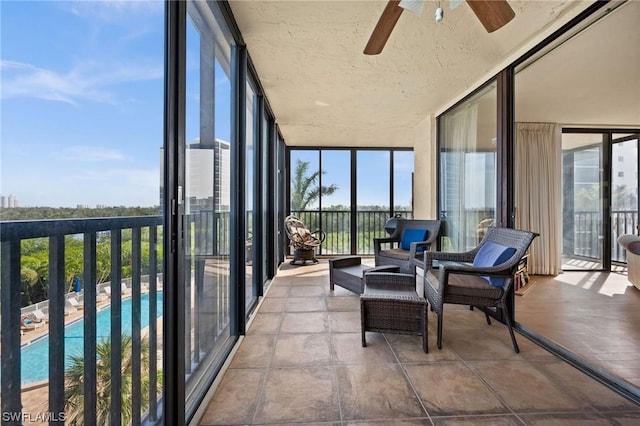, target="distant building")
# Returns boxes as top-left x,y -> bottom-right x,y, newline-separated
0,195 -> 18,208
96,204 -> 108,209
77,204 -> 90,209
160,138 -> 231,212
